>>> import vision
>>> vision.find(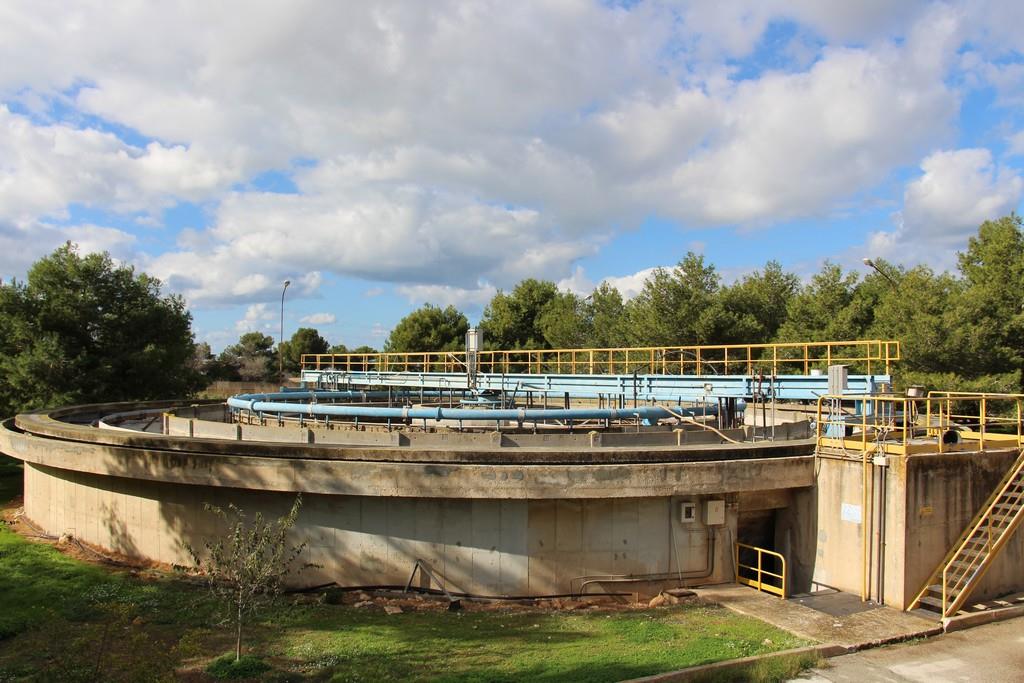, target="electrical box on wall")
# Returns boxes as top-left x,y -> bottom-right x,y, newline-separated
704,499 -> 725,526
680,502 -> 697,523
